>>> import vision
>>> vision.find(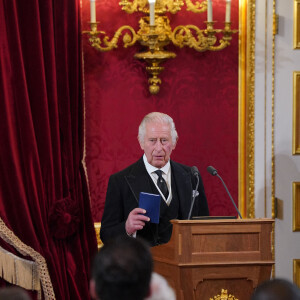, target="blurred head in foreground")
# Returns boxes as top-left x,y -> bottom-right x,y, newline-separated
0,287 -> 31,300
251,278 -> 300,300
90,235 -> 153,300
